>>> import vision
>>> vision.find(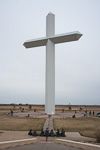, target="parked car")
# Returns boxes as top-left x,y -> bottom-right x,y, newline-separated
98,114 -> 100,118
97,112 -> 100,116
